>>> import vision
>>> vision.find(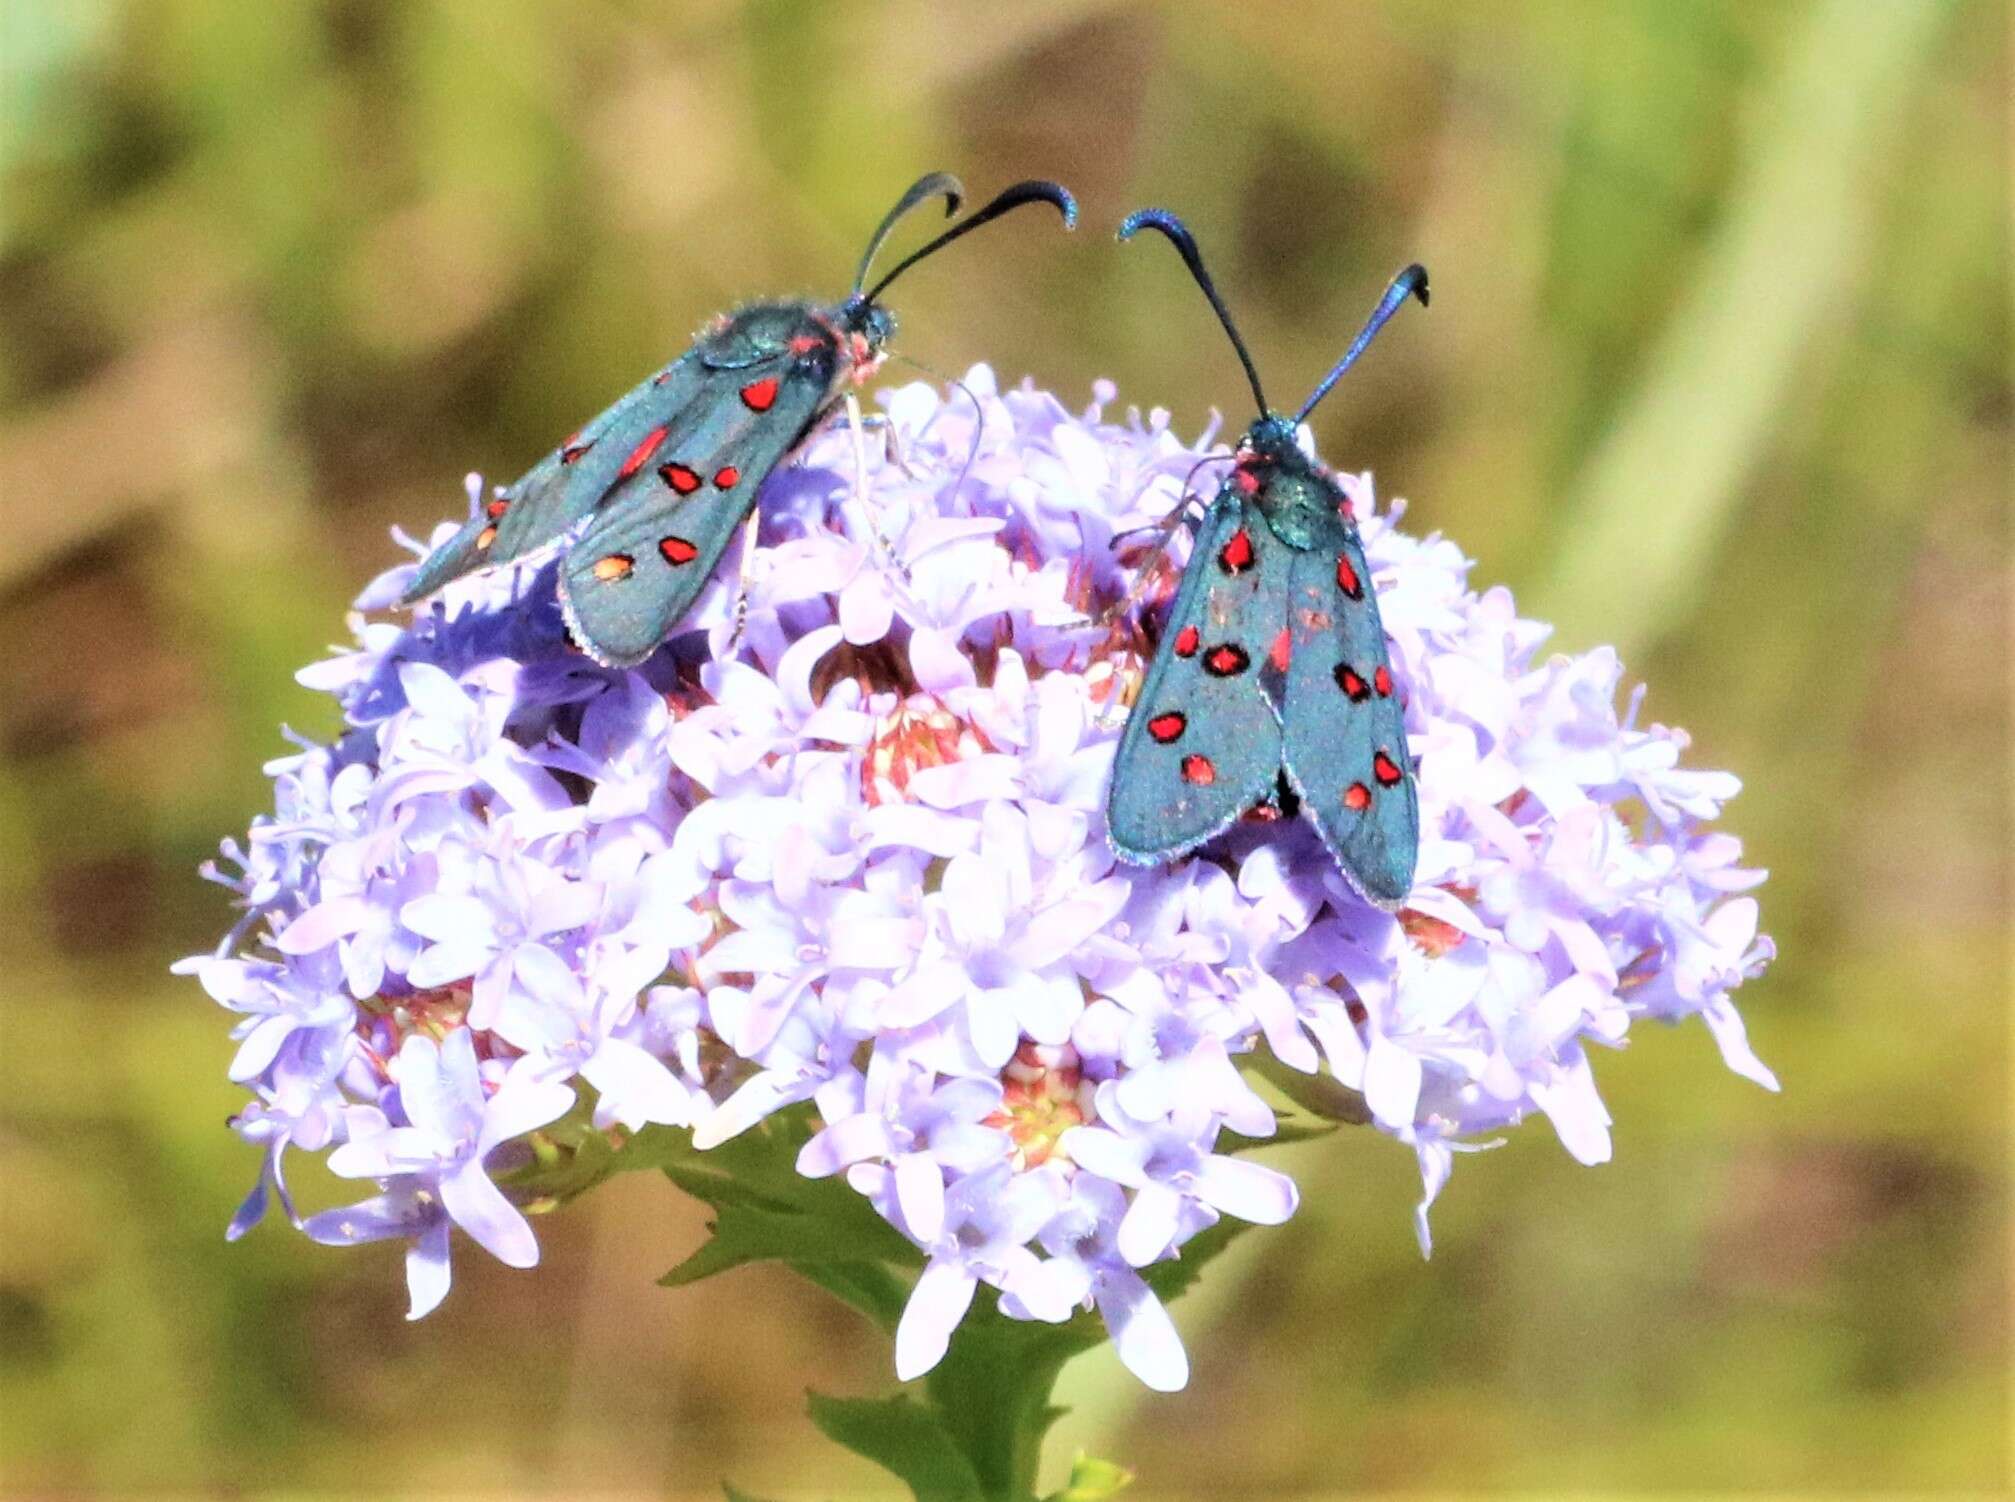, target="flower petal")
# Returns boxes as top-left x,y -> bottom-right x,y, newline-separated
895,1260 -> 978,1380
